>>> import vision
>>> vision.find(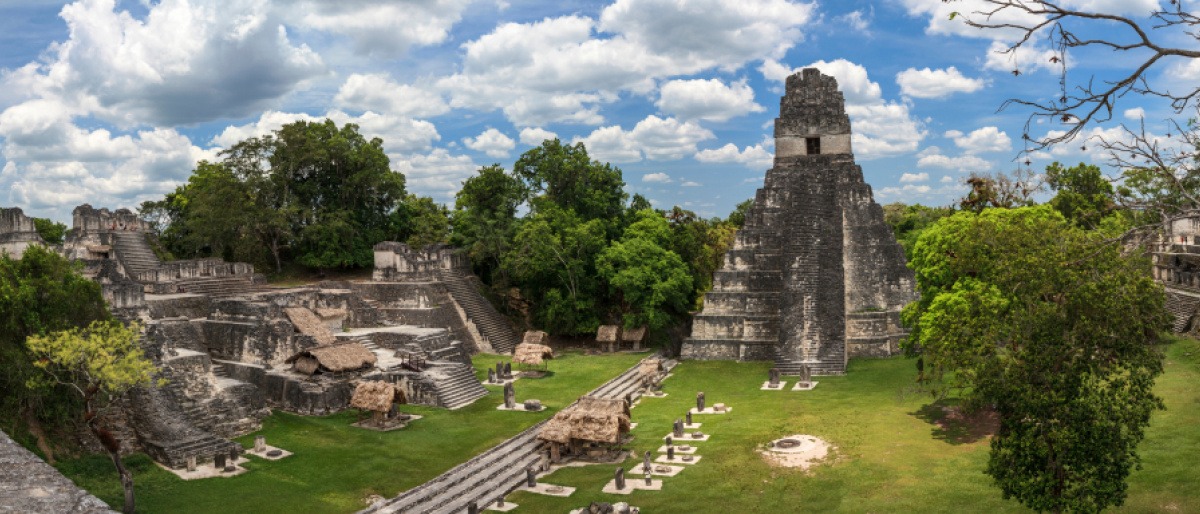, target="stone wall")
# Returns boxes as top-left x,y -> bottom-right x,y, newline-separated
373,242 -> 469,281
0,207 -> 46,259
0,429 -> 116,513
